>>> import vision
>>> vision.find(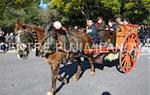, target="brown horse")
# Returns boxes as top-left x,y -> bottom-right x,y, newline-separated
44,28 -> 95,95
14,22 -> 95,95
